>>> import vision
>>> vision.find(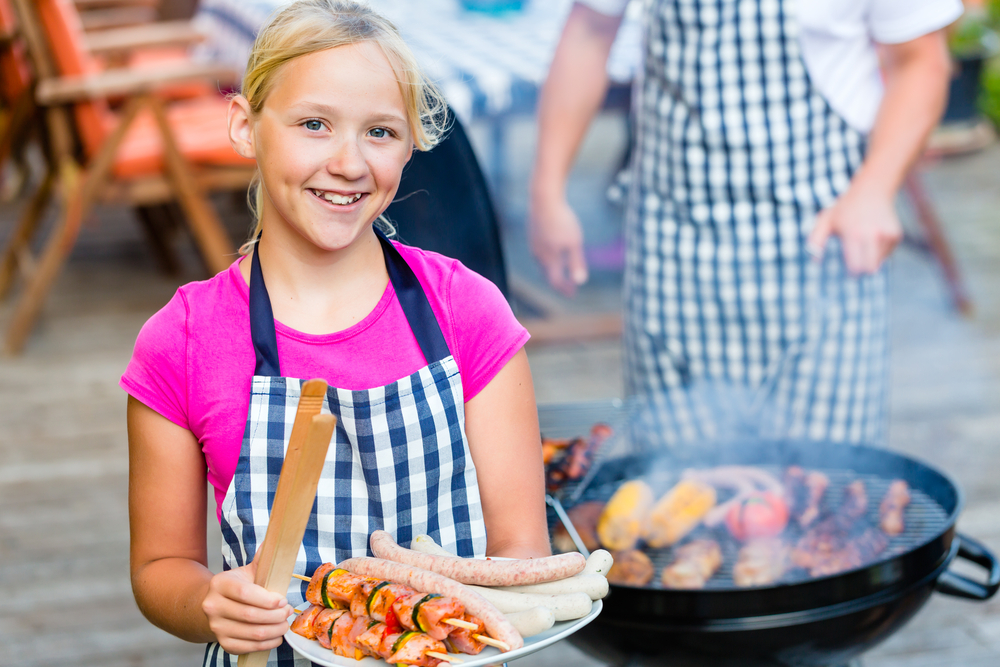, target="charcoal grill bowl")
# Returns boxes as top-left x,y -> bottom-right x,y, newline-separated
536,404 -> 998,666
